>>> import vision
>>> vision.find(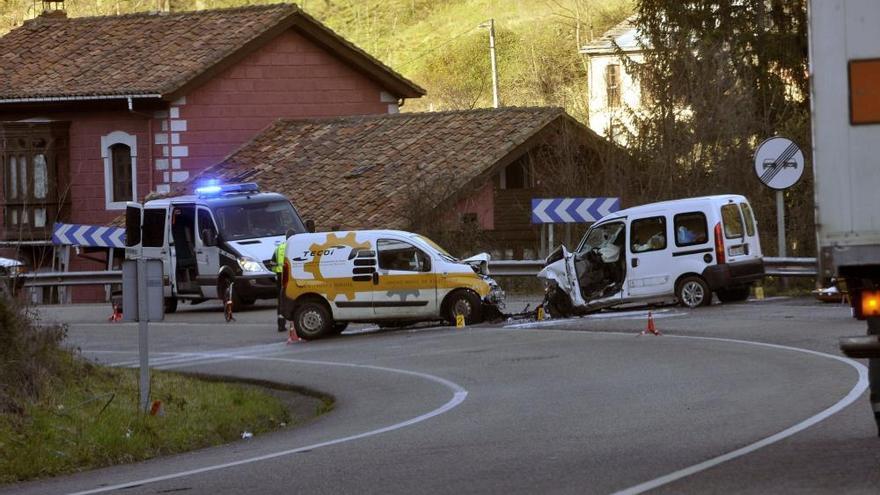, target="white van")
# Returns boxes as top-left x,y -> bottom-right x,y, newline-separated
538,194 -> 764,316
127,183 -> 307,312
279,230 -> 505,339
